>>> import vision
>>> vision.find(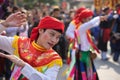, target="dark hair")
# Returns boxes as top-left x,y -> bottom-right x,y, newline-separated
44,29 -> 62,33
115,3 -> 120,8
54,29 -> 62,33
53,8 -> 60,12
12,6 -> 19,13
102,7 -> 109,12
